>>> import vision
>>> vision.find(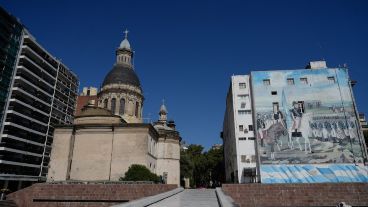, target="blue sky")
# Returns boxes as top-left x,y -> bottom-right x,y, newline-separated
2,0 -> 367,149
